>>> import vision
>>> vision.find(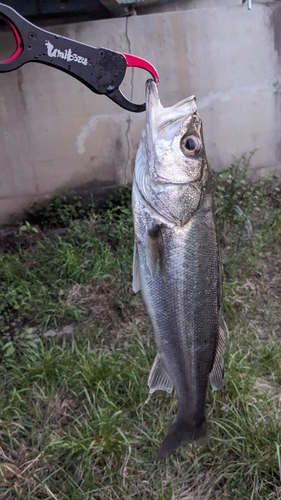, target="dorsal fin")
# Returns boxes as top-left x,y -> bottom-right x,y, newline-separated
218,251 -> 223,311
209,327 -> 225,391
